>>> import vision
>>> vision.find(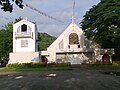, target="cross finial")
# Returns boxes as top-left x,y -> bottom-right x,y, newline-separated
72,16 -> 75,23
25,17 -> 28,20
72,0 -> 75,23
